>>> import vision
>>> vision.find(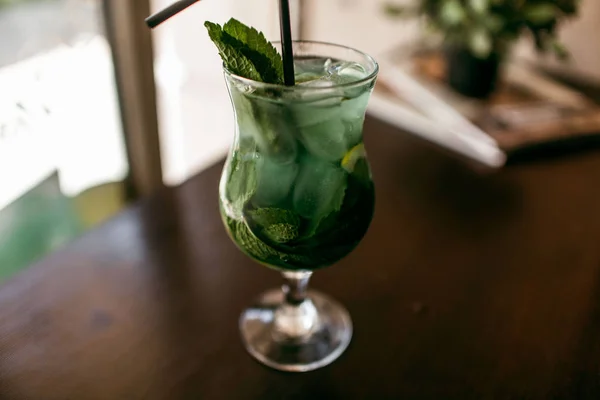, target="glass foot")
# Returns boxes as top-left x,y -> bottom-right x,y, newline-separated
239,289 -> 352,372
